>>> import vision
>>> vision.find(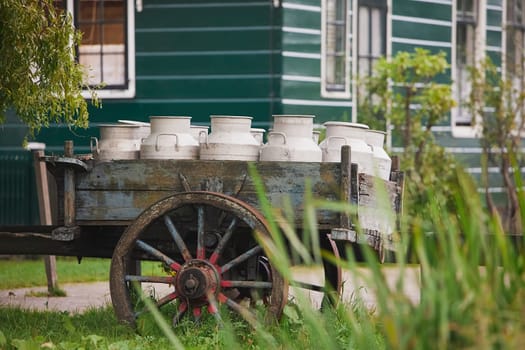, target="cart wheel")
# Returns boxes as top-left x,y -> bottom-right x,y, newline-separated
320,234 -> 342,306
290,233 -> 342,307
110,191 -> 288,328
